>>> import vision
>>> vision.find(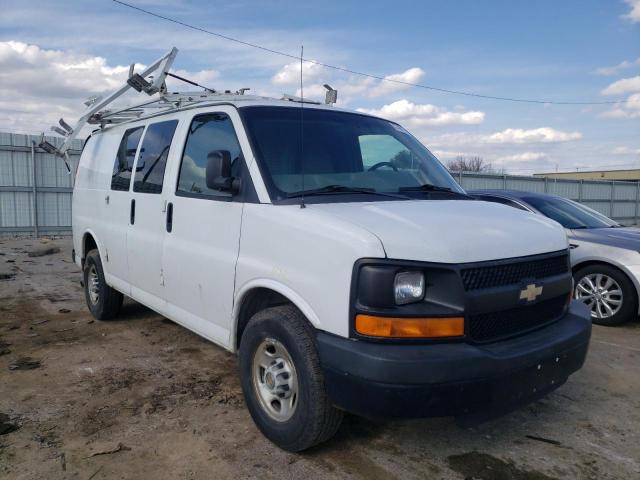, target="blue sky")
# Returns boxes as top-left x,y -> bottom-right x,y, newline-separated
0,0 -> 638,174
